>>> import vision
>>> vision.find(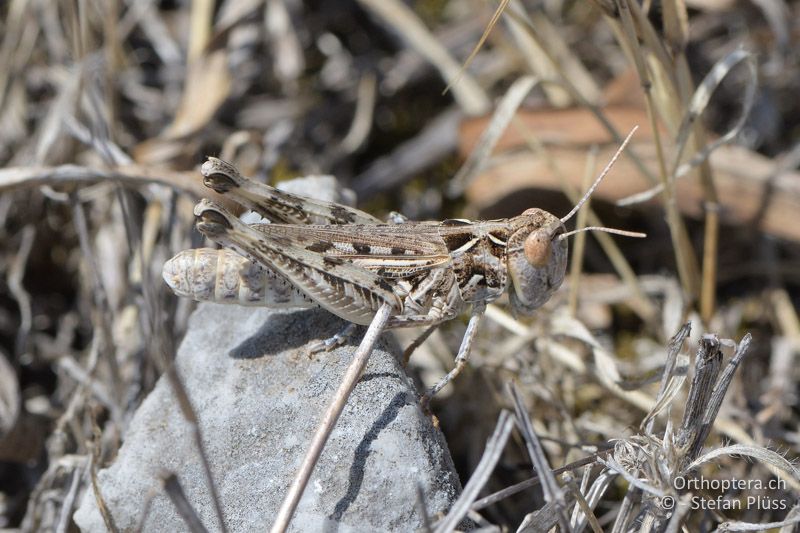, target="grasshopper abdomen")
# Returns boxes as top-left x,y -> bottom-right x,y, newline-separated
163,248 -> 315,308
